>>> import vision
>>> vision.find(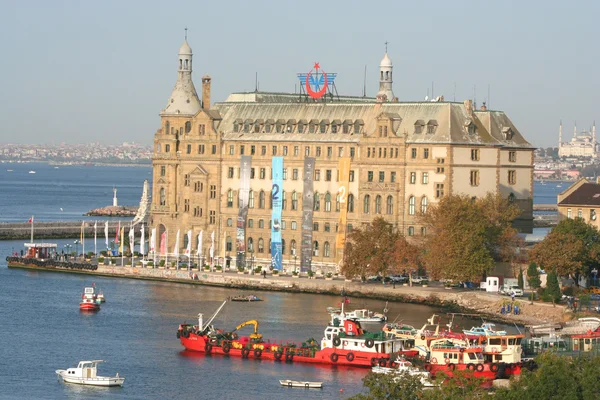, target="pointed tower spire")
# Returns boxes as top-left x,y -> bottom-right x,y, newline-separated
559,120 -> 563,145
376,42 -> 395,102
593,121 -> 596,145
161,33 -> 202,116
574,122 -> 577,138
